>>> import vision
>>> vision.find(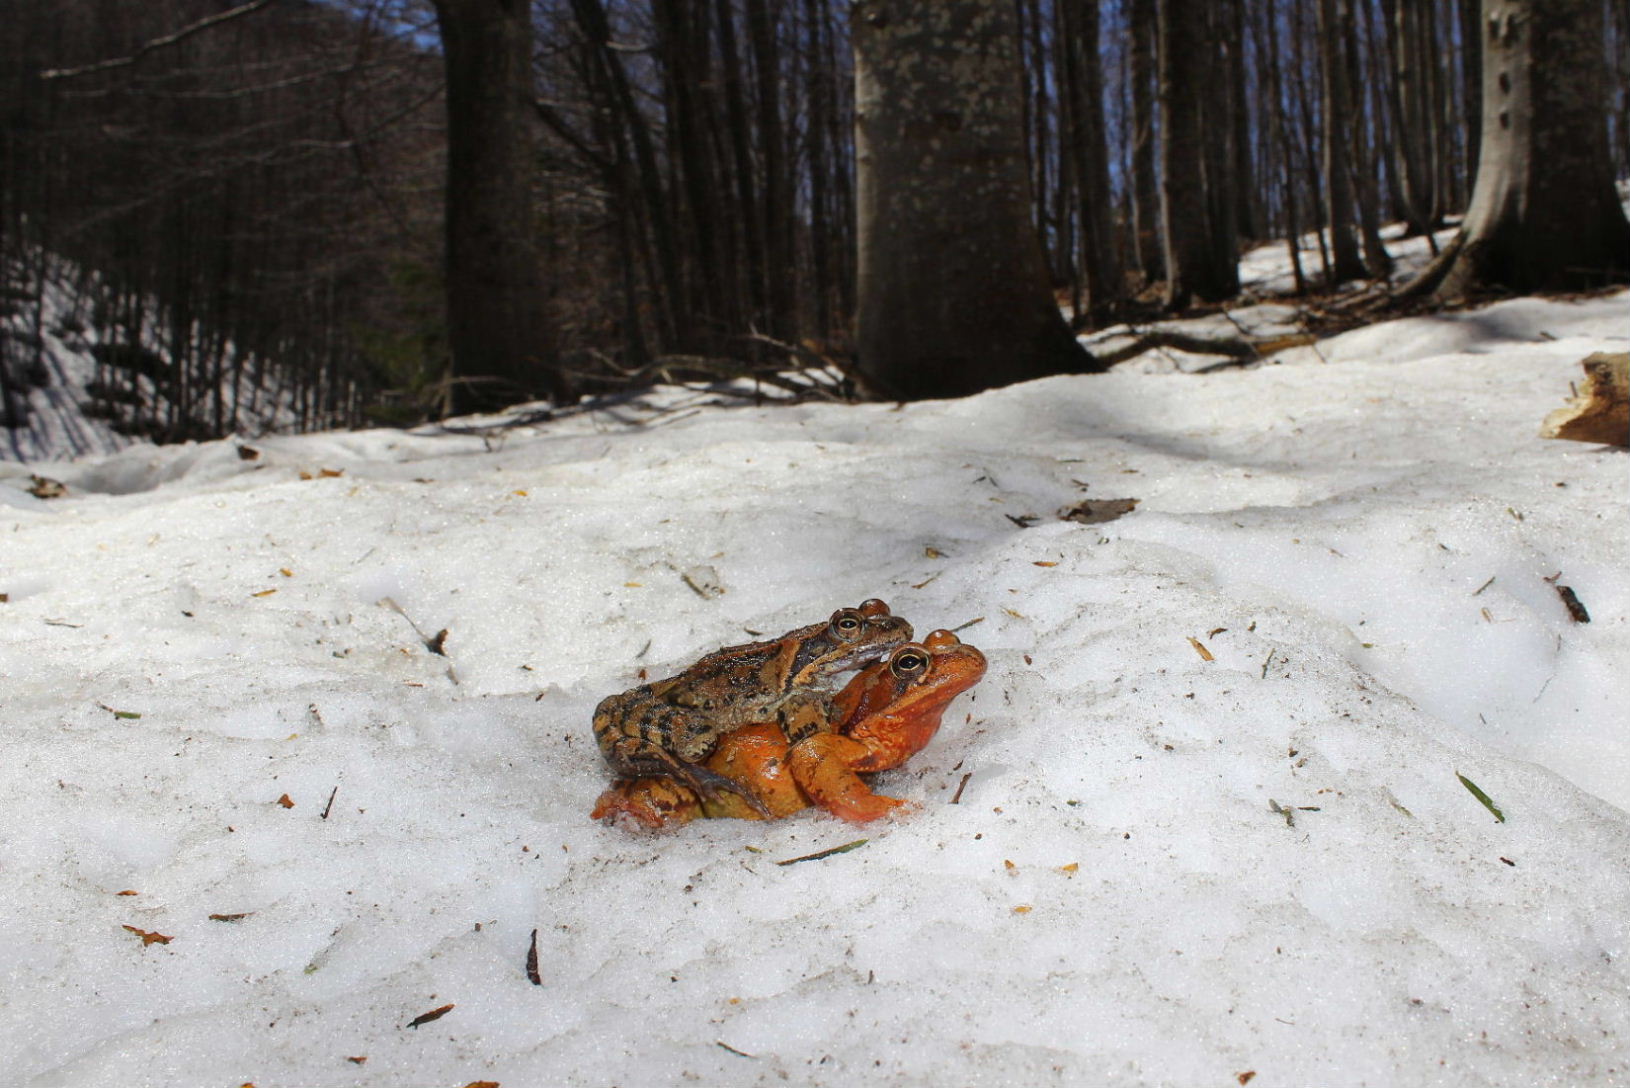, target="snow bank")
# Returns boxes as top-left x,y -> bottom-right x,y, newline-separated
1,290 -> 1627,1087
